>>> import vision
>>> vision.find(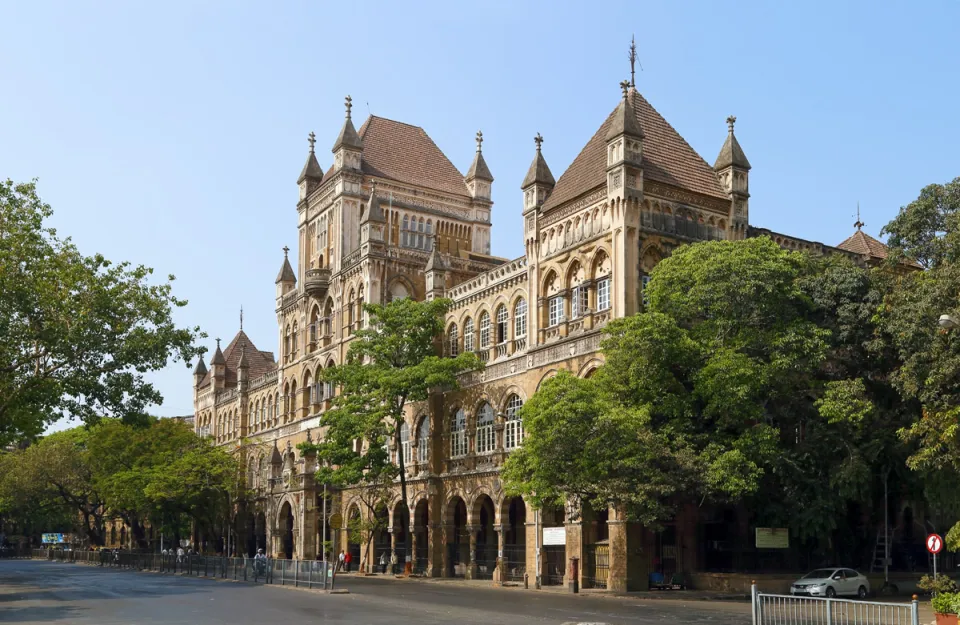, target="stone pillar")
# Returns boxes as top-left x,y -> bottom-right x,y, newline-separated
607,506 -> 628,593
389,525 -> 397,574
525,519 -> 539,585
466,525 -> 479,580
565,510 -> 583,587
493,524 -> 504,583
439,524 -> 452,578
408,524 -> 417,574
